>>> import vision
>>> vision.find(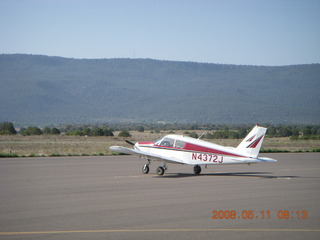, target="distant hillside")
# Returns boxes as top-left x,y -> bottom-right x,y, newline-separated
0,54 -> 319,125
